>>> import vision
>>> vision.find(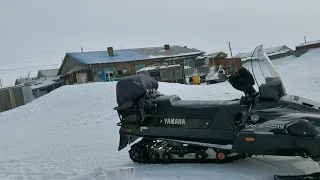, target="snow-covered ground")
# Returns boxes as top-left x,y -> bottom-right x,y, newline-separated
1,48 -> 320,180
